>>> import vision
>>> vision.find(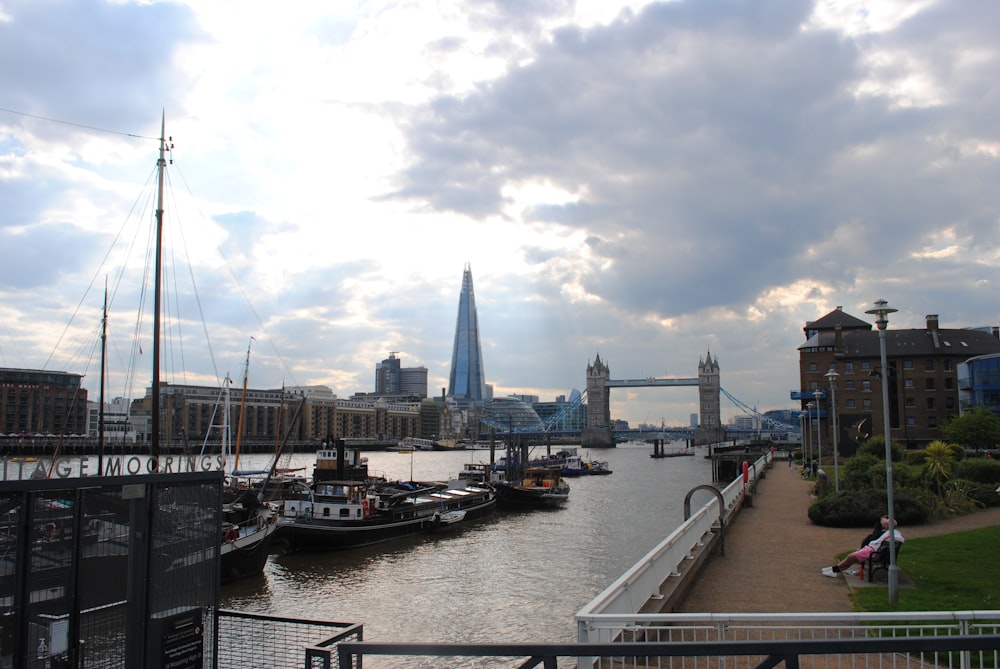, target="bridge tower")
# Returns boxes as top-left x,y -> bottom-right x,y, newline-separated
582,354 -> 615,448
697,350 -> 722,442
